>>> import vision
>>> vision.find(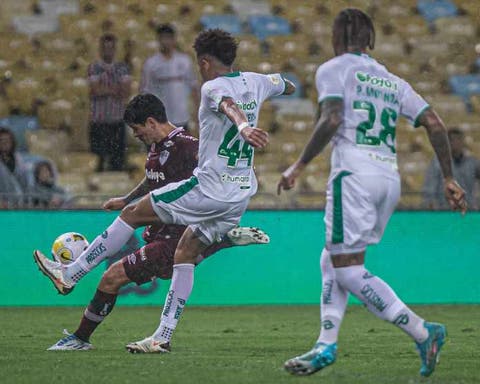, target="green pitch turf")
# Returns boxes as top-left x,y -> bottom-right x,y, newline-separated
1,305 -> 478,384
